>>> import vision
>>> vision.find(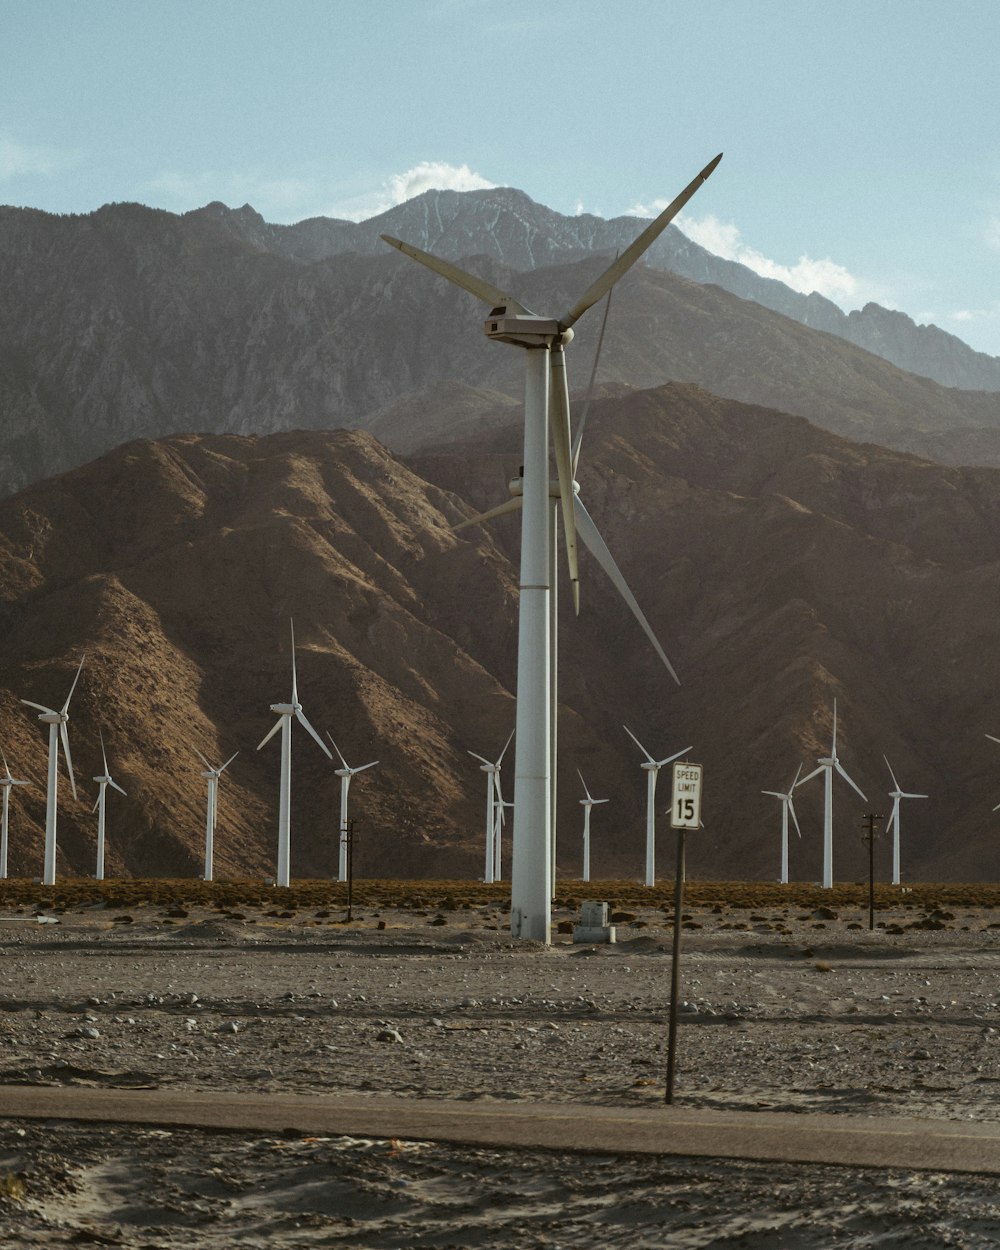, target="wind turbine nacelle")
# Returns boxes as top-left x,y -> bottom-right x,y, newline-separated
484,308 -> 569,347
